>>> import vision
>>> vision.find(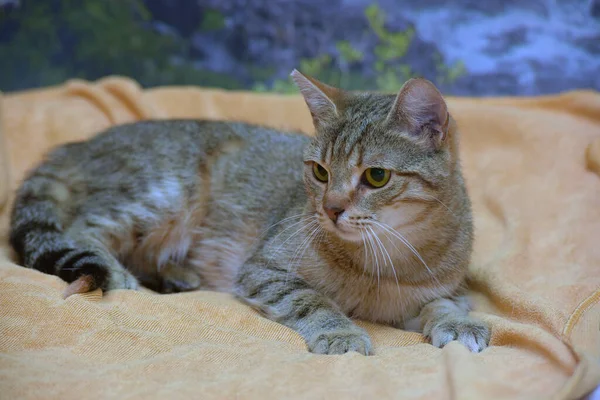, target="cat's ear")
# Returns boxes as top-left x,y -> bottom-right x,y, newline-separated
291,69 -> 342,128
386,78 -> 450,150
